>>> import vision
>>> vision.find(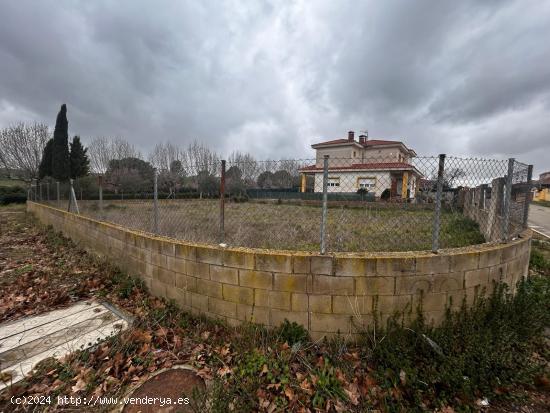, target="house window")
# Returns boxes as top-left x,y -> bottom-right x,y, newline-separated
353,151 -> 356,157
357,177 -> 376,189
328,177 -> 340,187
